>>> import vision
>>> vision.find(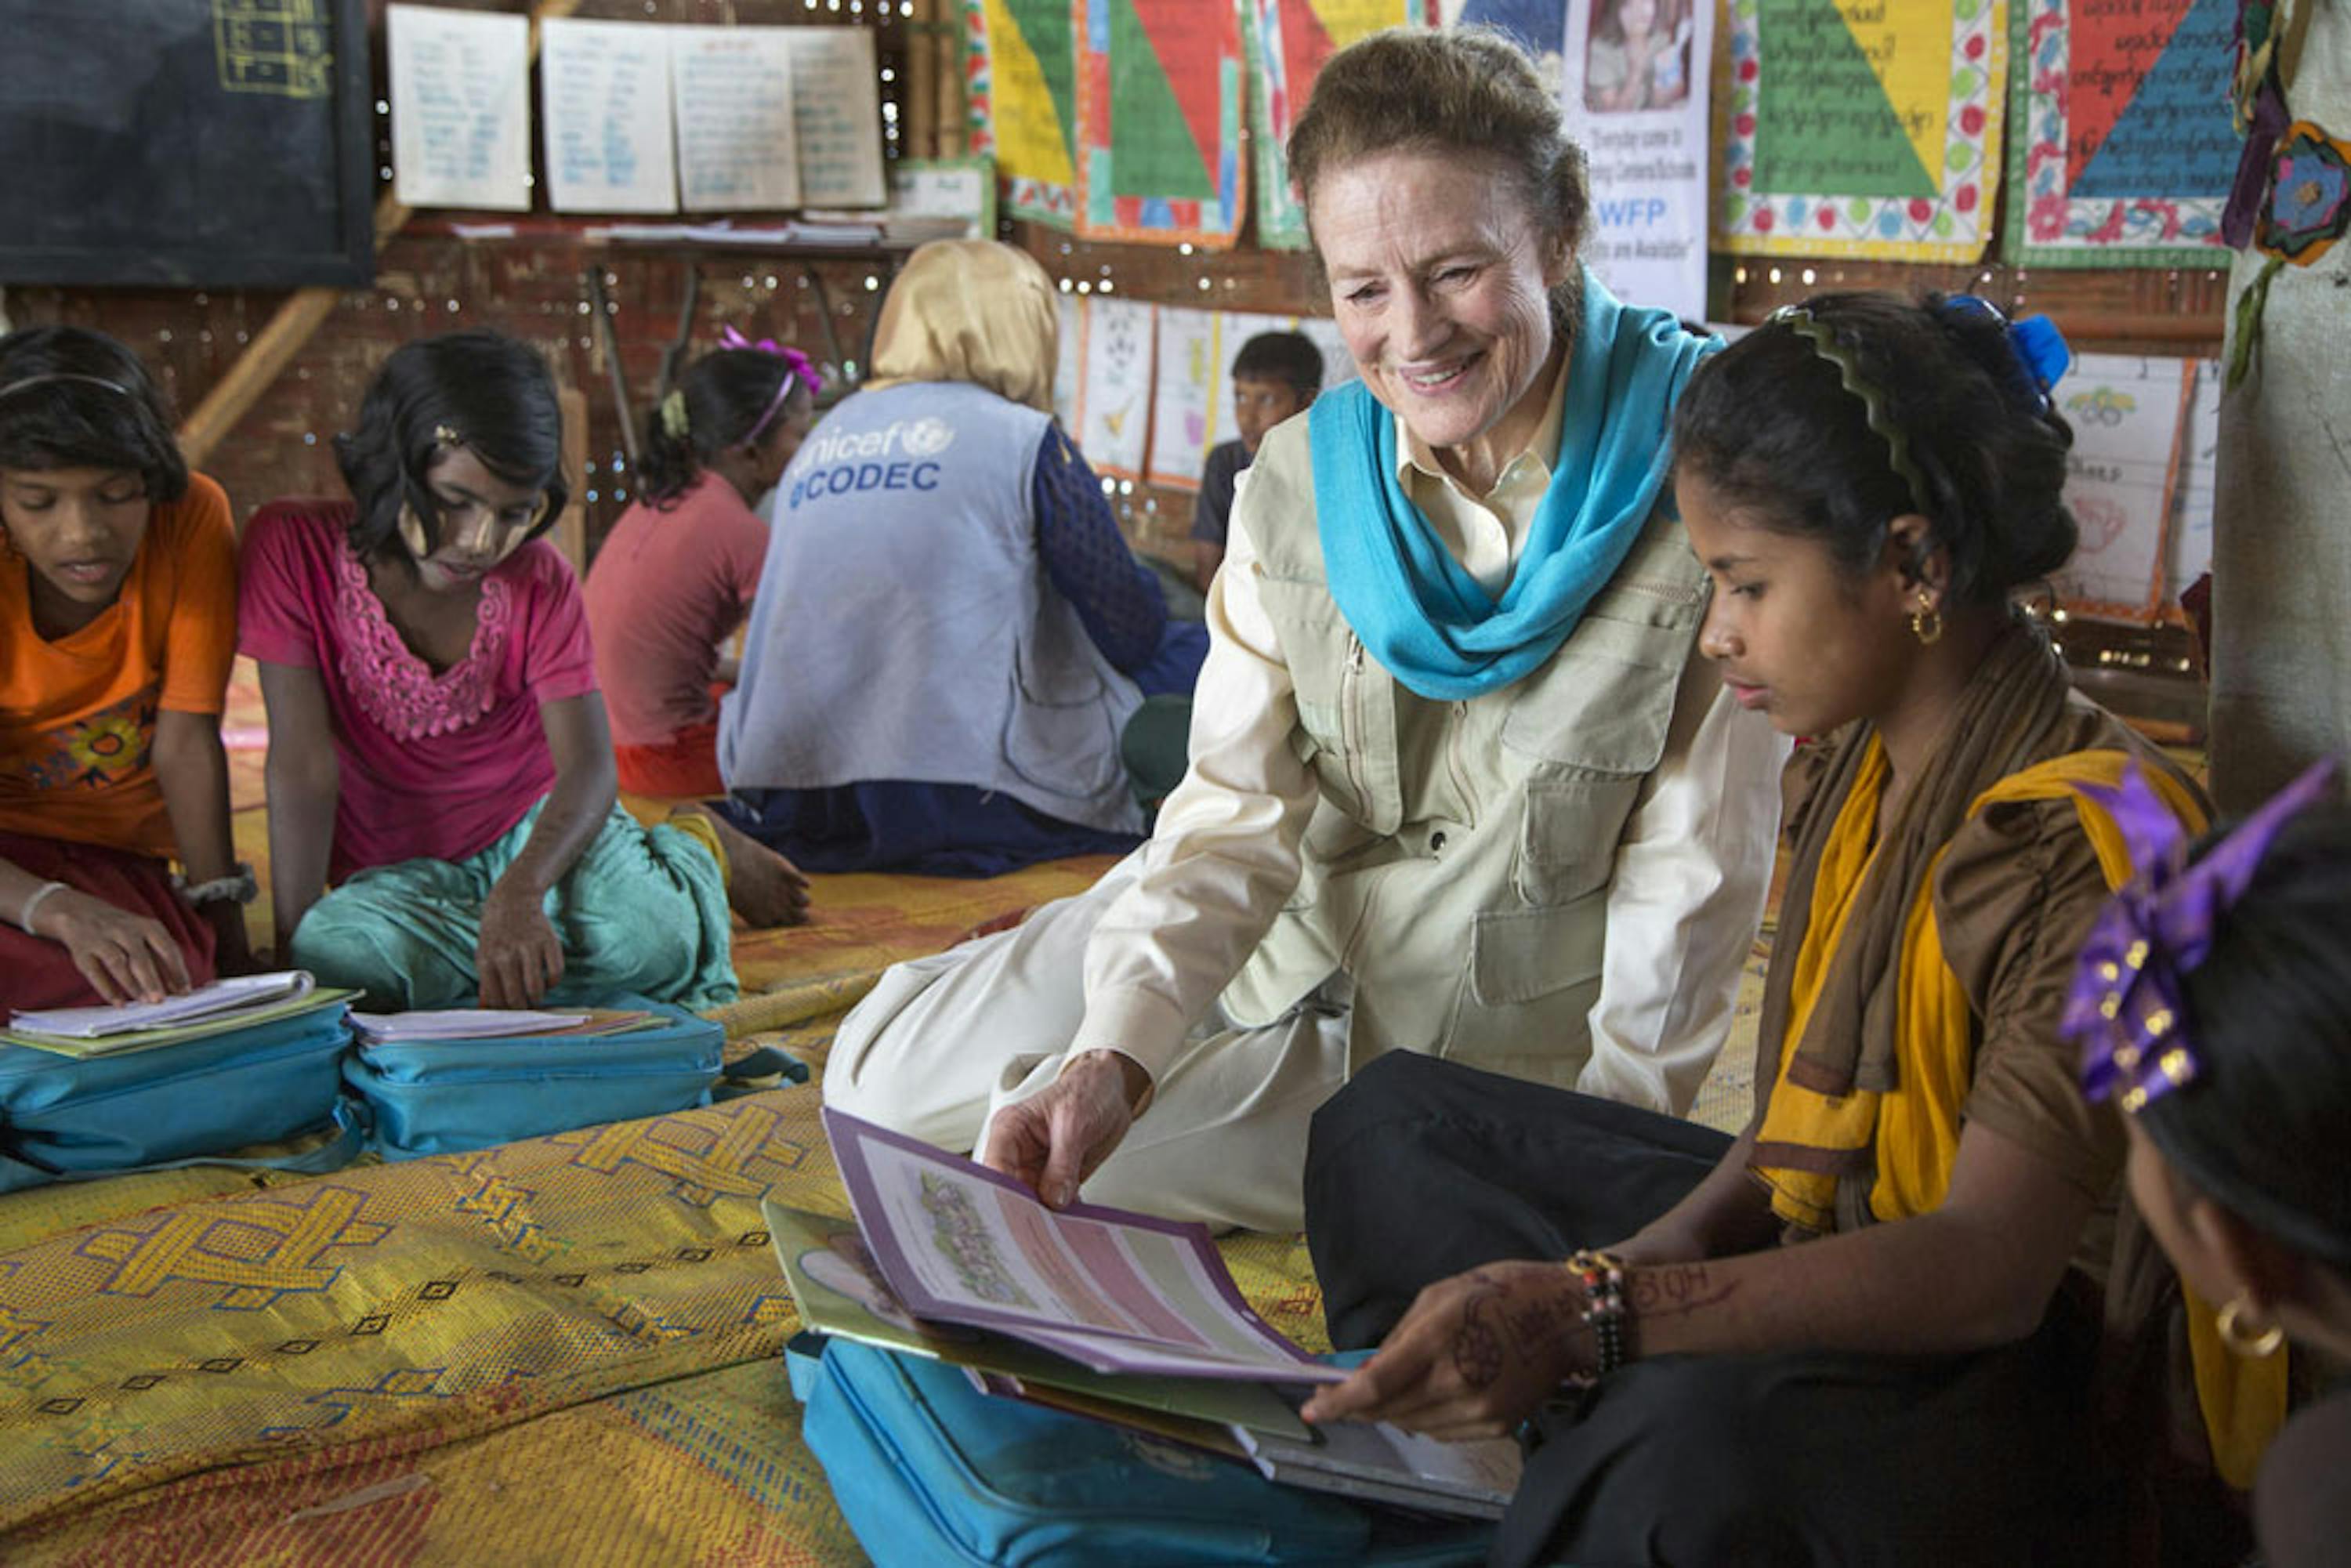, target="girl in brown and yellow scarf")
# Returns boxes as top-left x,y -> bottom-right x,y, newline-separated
1302,293 -> 2207,1565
